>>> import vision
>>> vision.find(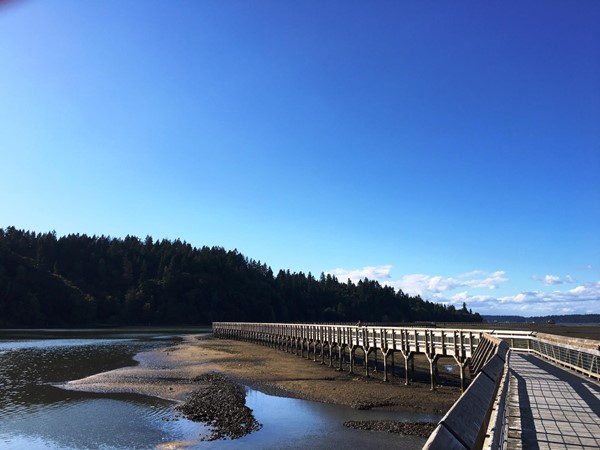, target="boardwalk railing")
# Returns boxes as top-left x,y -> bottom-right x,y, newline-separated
481,336 -> 600,450
482,349 -> 512,450
423,334 -> 509,450
491,331 -> 600,381
213,322 -> 599,386
213,322 -> 488,390
426,331 -> 600,450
